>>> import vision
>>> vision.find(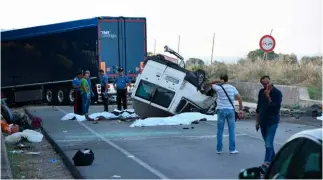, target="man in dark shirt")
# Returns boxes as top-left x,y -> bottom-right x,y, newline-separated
256,75 -> 282,172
